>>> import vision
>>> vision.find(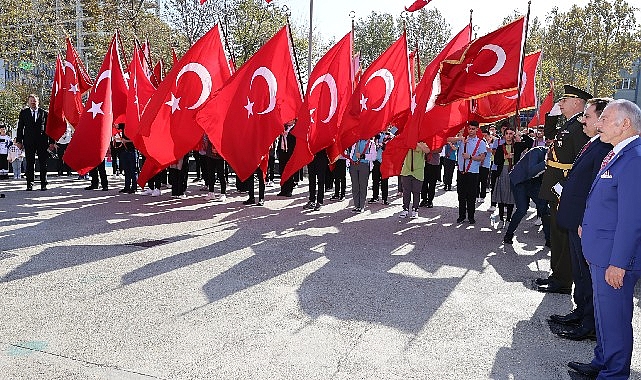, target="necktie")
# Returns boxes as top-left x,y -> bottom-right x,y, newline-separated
578,141 -> 592,158
600,150 -> 615,171
32,110 -> 36,121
